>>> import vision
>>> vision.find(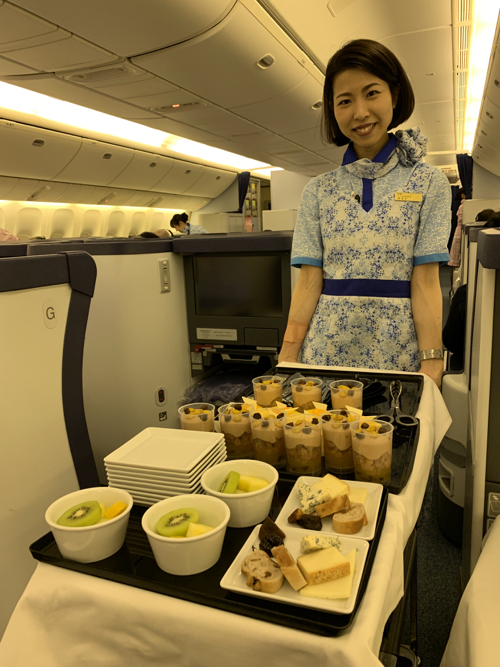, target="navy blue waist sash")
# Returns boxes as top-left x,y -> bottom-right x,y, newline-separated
322,278 -> 411,298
